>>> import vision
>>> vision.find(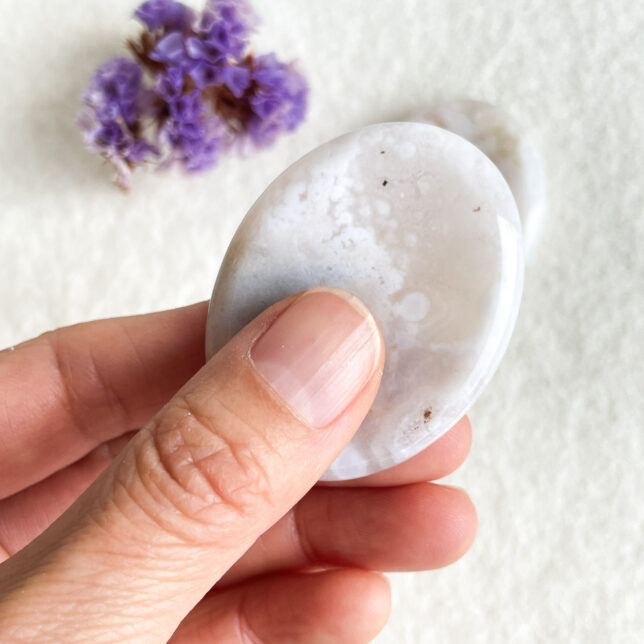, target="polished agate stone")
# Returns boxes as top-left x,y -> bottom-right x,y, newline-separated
409,100 -> 547,261
206,122 -> 524,480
